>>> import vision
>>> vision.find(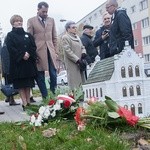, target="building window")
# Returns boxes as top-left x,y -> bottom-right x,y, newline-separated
89,16 -> 92,23
134,39 -> 138,46
96,88 -> 98,97
92,88 -> 95,97
94,13 -> 97,19
100,88 -> 103,97
136,85 -> 141,95
131,5 -> 136,13
129,86 -> 134,96
141,17 -> 149,28
86,90 -> 88,98
143,36 -> 150,45
124,105 -> 128,110
139,0 -> 148,11
135,65 -> 140,76
99,9 -> 102,15
138,103 -> 143,114
128,65 -> 133,77
144,54 -> 150,62
132,22 -> 137,30
121,66 -> 126,78
131,104 -> 135,115
89,89 -> 91,97
122,87 -> 127,97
